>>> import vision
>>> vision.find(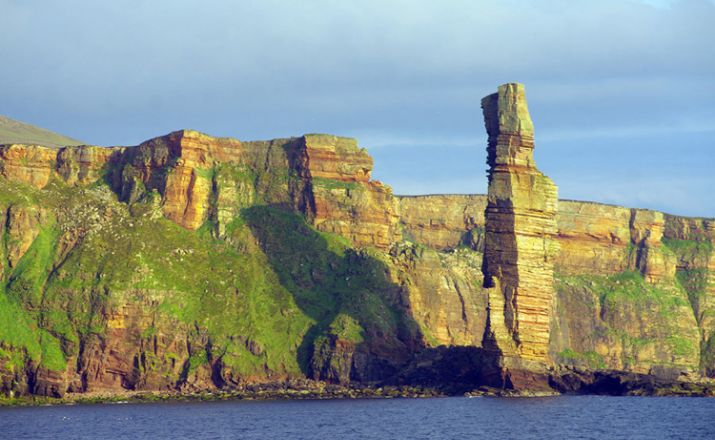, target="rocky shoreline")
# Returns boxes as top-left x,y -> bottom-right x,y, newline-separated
0,383 -> 444,407
3,373 -> 714,407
